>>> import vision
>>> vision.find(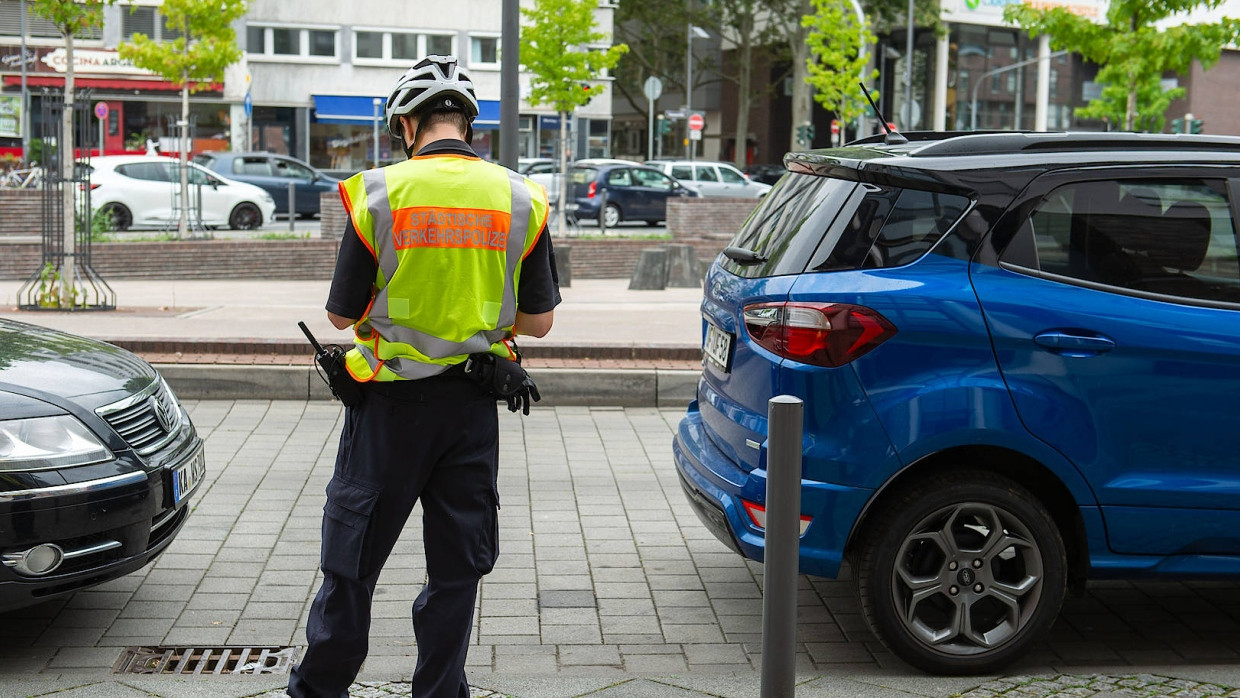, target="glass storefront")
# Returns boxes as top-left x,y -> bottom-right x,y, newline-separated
309,121 -> 393,172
